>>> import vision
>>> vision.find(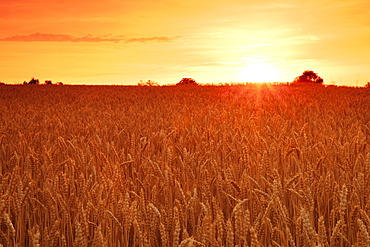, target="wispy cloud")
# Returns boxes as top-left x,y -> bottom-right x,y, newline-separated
0,33 -> 119,42
0,33 -> 178,43
125,36 -> 178,43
